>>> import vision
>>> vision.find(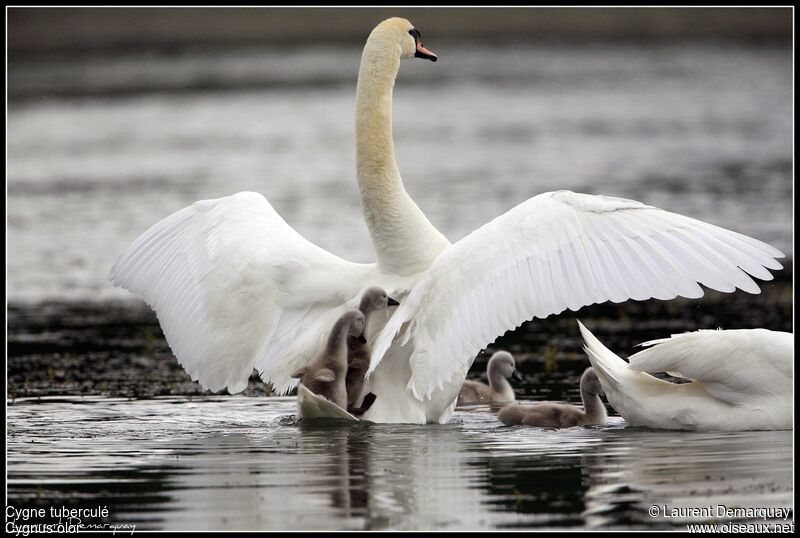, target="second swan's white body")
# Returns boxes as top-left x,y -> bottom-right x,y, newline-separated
579,322 -> 793,431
